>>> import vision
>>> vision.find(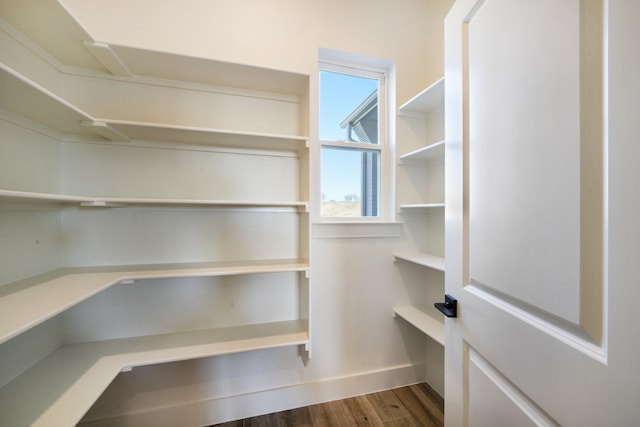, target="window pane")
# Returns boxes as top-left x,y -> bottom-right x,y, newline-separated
321,146 -> 380,217
319,71 -> 378,143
